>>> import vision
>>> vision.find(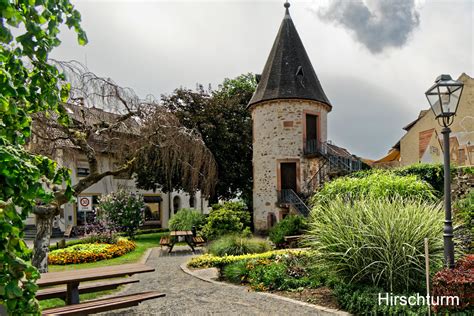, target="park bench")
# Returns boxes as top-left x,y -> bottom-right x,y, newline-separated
41,291 -> 165,315
159,236 -> 171,249
284,235 -> 302,248
36,279 -> 139,301
192,236 -> 206,247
